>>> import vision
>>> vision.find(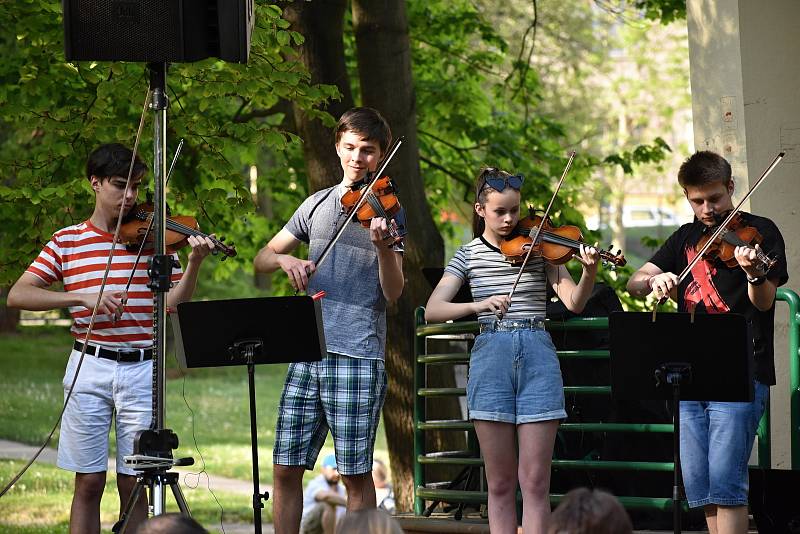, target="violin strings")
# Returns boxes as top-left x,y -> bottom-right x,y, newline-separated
364,192 -> 399,238
719,227 -> 772,266
520,227 -> 595,251
145,214 -> 221,244
515,227 -> 620,264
